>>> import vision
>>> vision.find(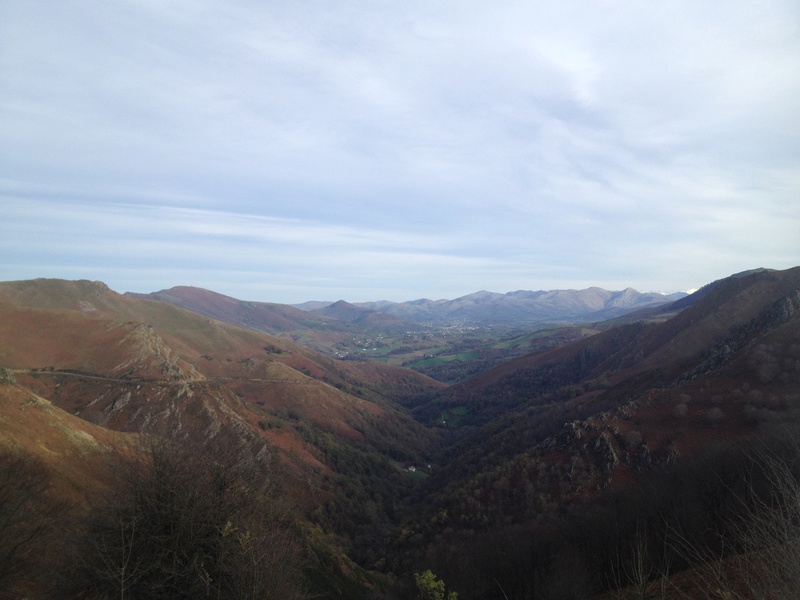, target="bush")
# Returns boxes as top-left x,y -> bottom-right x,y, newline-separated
0,449 -> 68,599
705,407 -> 725,426
61,437 -> 305,600
666,439 -> 800,599
414,570 -> 458,600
